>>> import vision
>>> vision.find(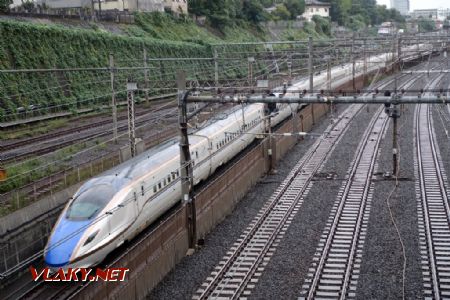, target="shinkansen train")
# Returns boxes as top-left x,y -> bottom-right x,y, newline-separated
44,43 -> 433,269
